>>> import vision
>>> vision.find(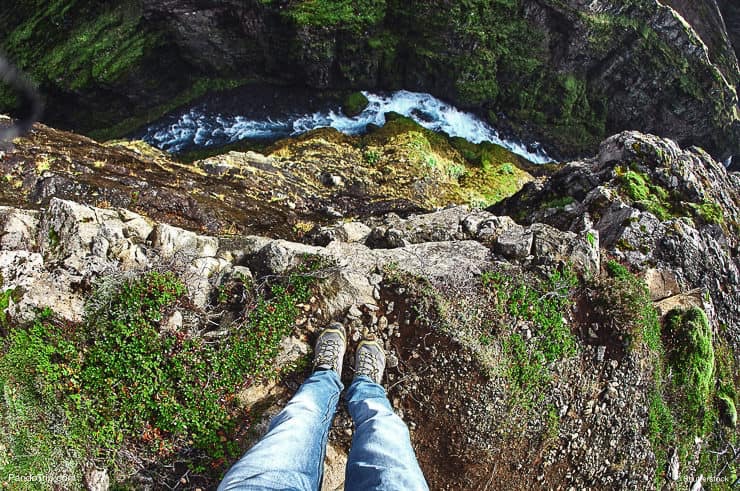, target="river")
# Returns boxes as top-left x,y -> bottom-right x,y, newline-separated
139,86 -> 554,164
